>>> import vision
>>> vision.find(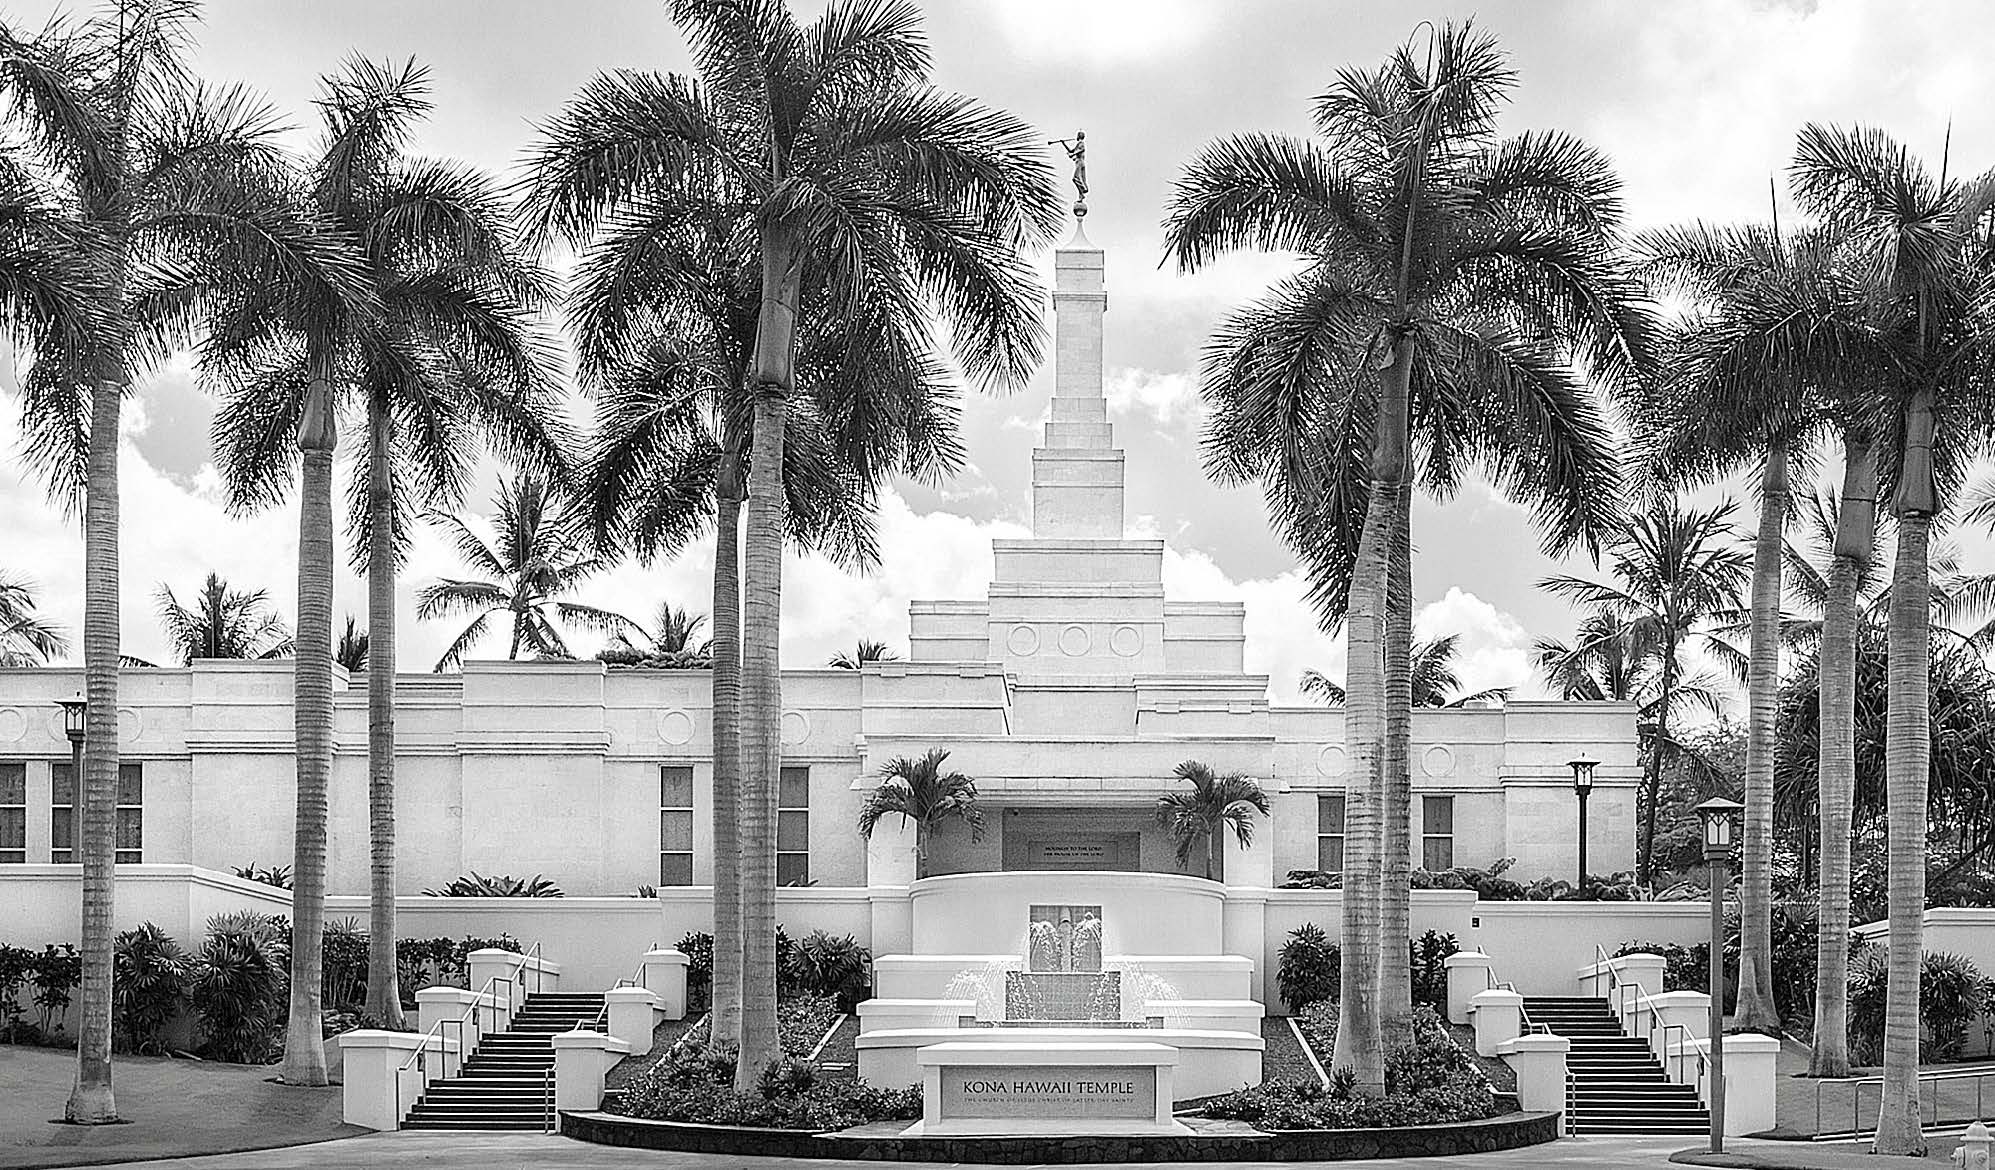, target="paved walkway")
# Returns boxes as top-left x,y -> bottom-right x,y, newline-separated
1772,1035 -> 1995,1138
50,1131 -> 1958,1170
0,1046 -> 358,1170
